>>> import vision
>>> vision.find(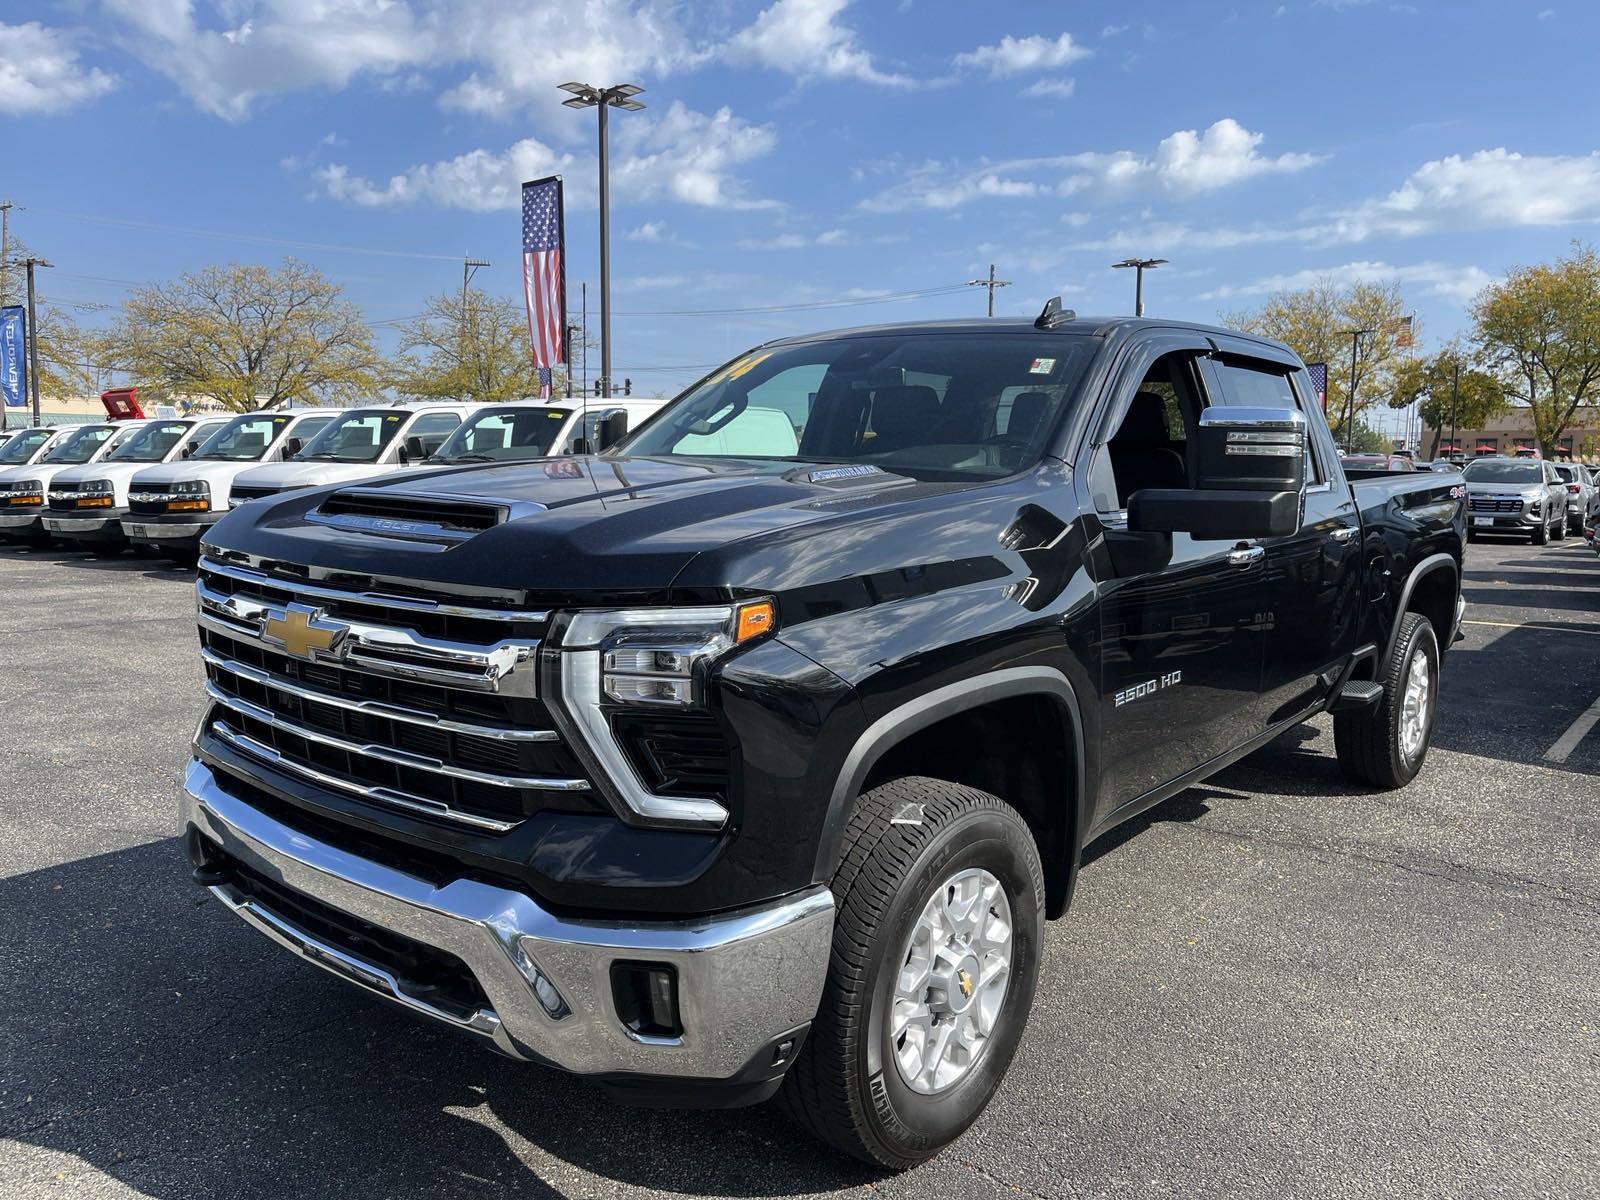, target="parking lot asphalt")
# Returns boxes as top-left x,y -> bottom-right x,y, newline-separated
1,536 -> 1596,1200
